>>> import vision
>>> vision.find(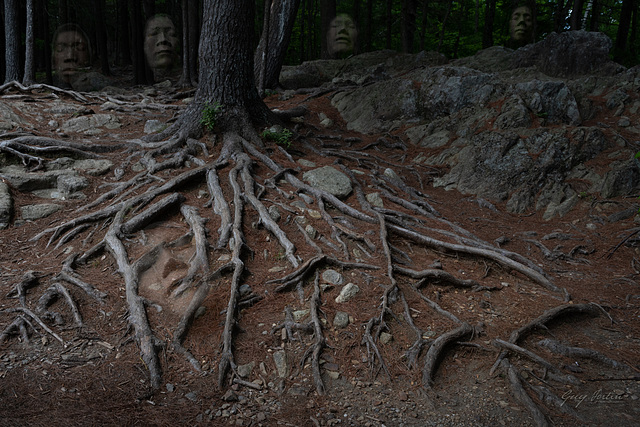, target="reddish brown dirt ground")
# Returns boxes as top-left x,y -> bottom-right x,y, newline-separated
0,83 -> 638,427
